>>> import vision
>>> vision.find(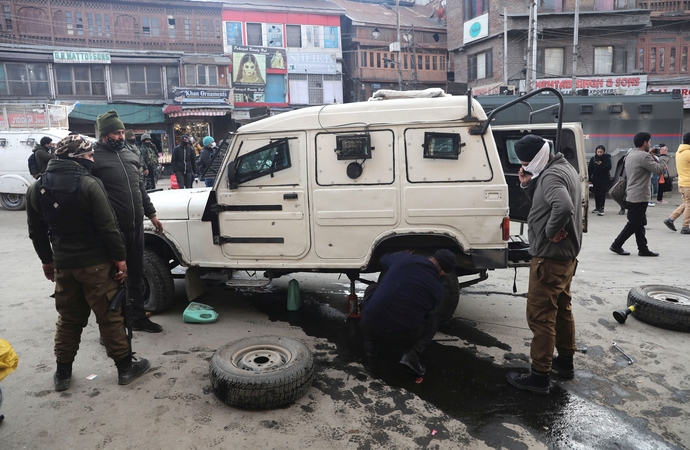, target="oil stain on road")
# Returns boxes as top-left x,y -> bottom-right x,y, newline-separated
244,286 -> 679,450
